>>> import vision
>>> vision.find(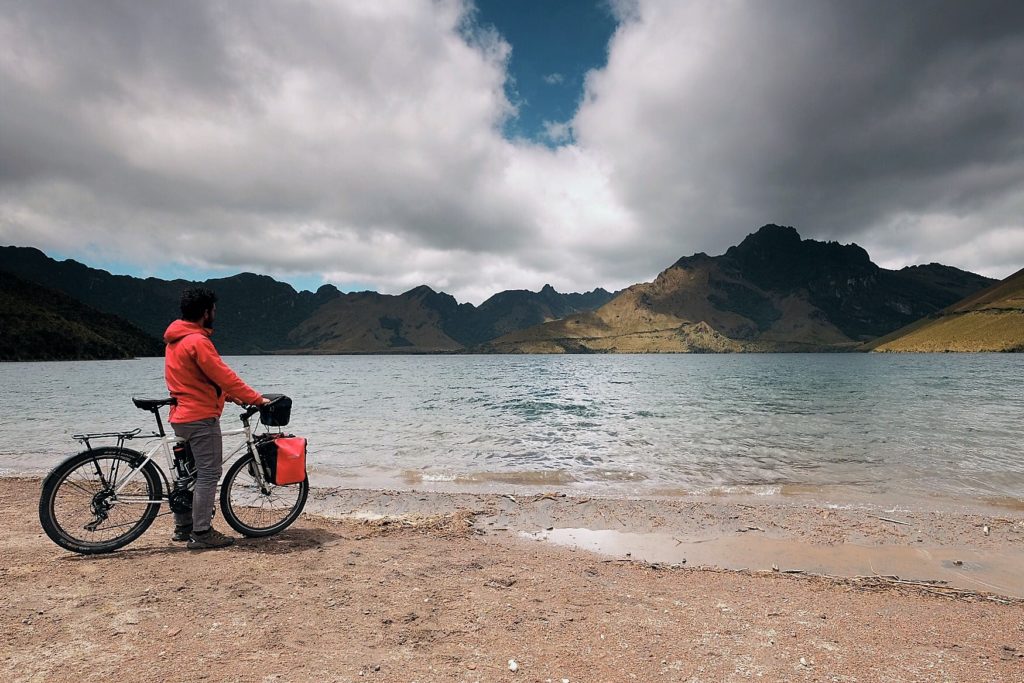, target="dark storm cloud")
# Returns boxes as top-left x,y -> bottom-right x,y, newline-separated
752,2 -> 1024,224
577,0 -> 1024,277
